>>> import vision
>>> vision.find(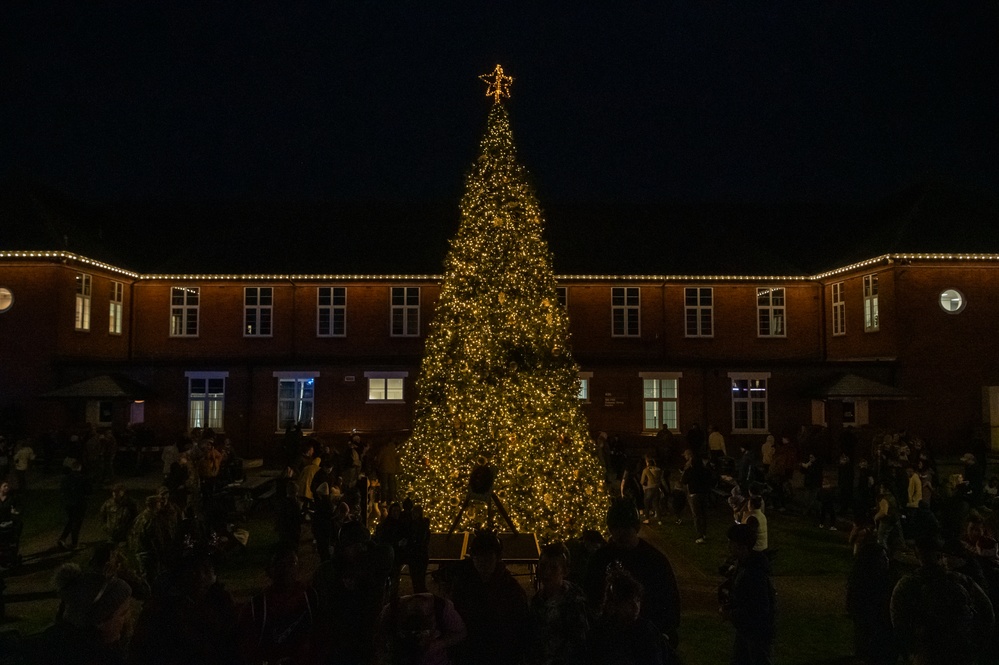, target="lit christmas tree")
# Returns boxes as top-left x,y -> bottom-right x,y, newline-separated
402,66 -> 608,543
